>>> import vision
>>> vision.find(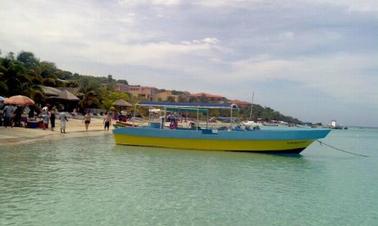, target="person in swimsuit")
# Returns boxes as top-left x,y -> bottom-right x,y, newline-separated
83,112 -> 91,132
